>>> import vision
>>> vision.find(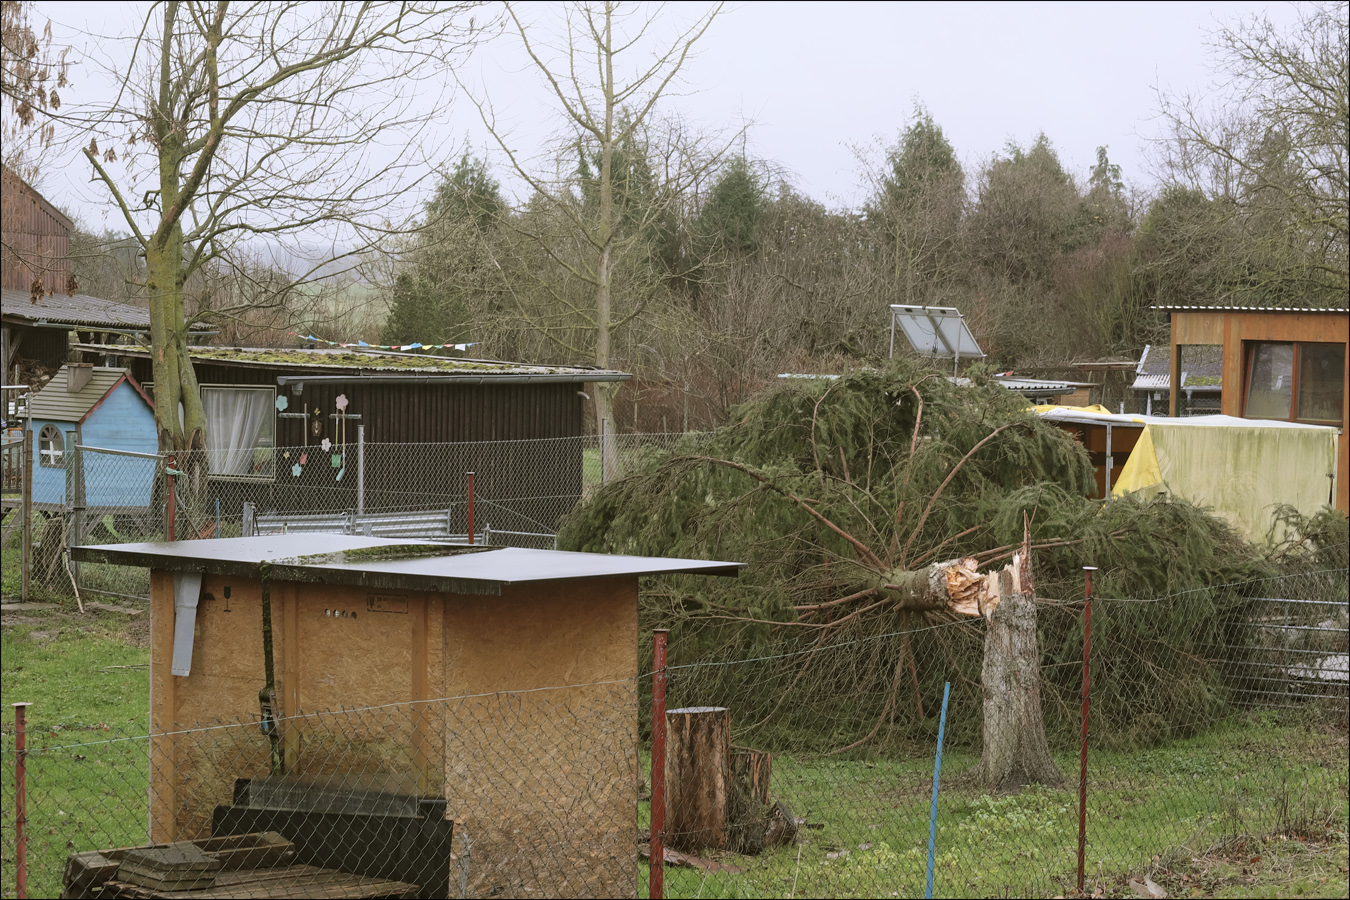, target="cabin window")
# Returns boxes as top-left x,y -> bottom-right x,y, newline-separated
1244,341 -> 1345,425
38,424 -> 65,468
202,386 -> 275,479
